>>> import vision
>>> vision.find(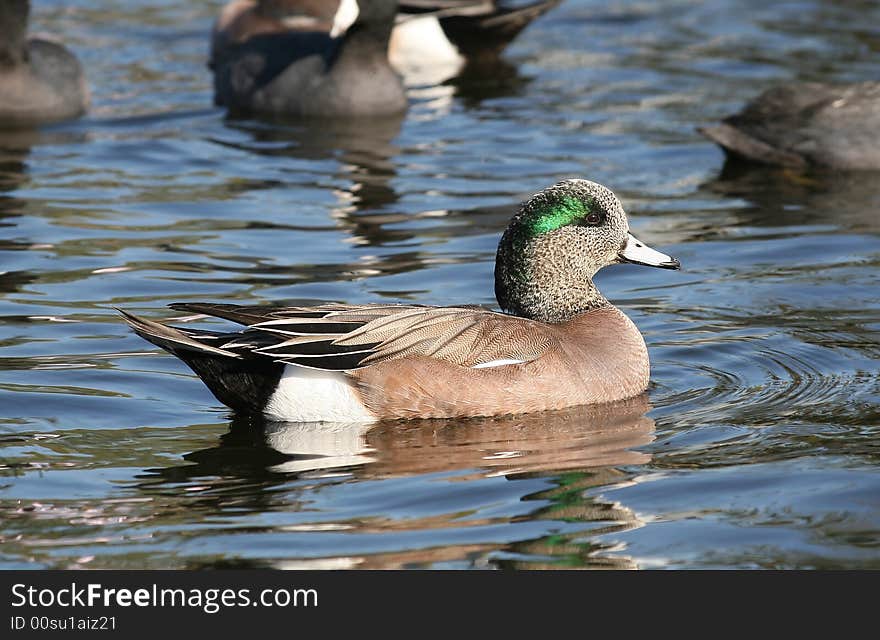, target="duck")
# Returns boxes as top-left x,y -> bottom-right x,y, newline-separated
120,179 -> 680,423
389,0 -> 562,70
0,0 -> 89,127
211,0 -> 407,117
210,0 -> 562,82
699,81 -> 880,170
